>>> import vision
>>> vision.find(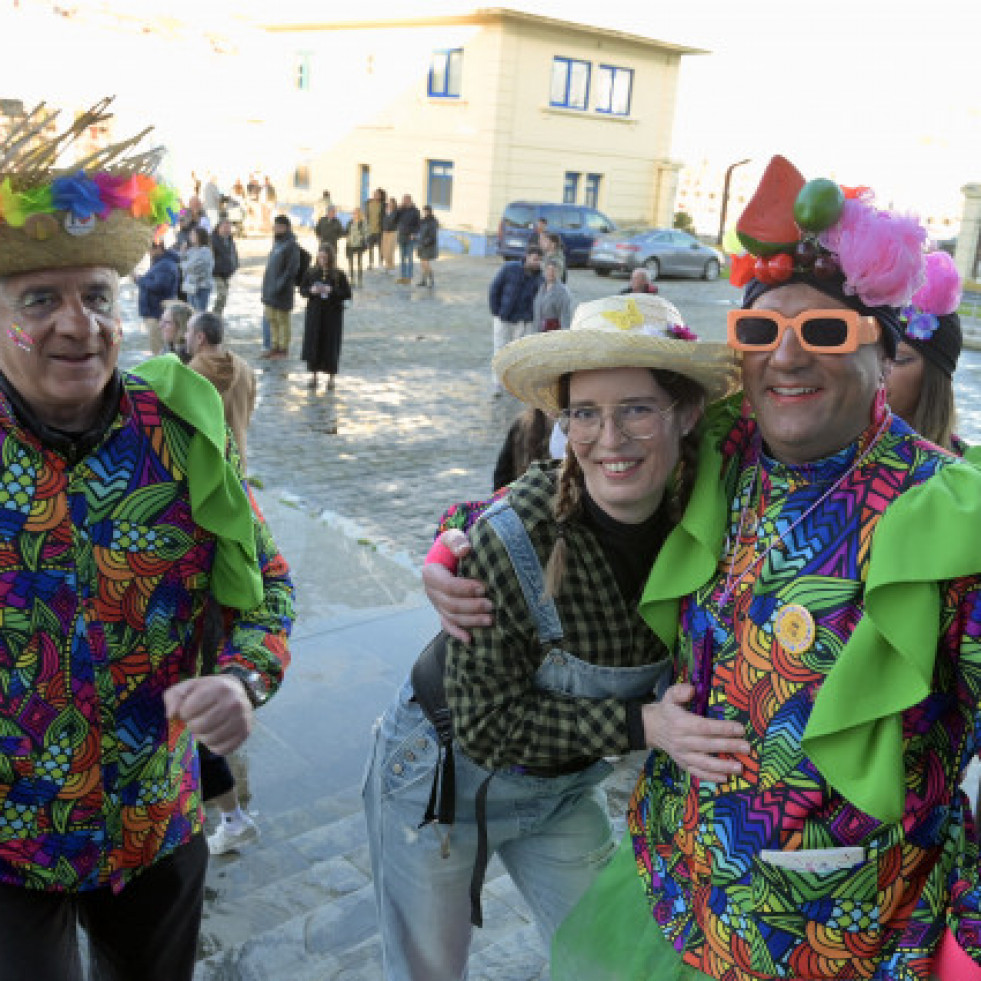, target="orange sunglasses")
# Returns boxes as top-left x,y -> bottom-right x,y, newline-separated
727,309 -> 881,354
